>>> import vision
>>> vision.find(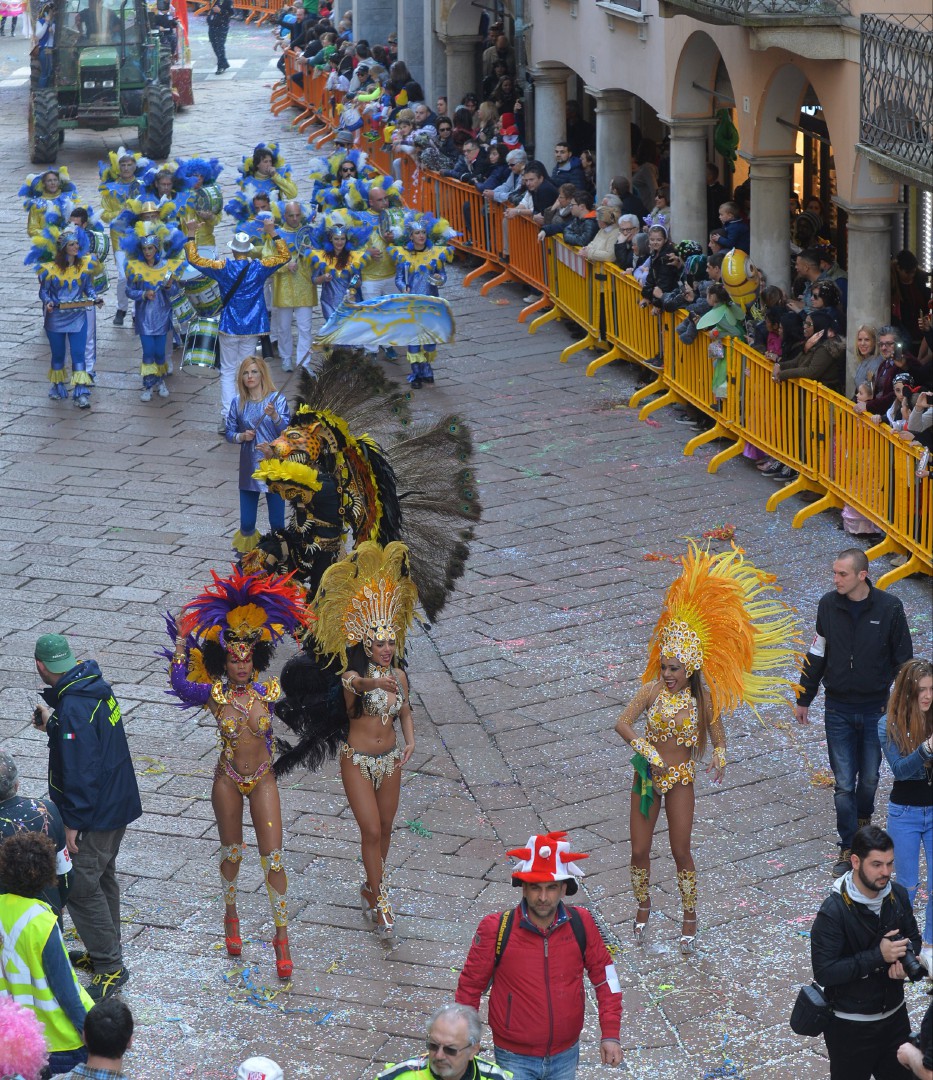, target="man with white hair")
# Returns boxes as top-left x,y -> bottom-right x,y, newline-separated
375,1004 -> 510,1079
484,149 -> 526,205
